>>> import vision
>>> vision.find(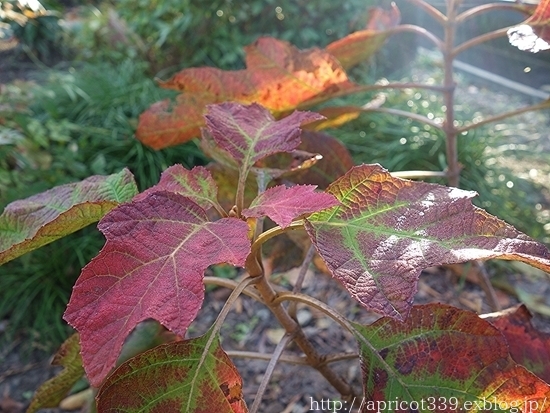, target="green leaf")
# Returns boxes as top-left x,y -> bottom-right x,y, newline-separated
26,334 -> 84,413
353,304 -> 550,413
305,164 -> 550,320
136,165 -> 222,212
0,169 -> 138,265
97,330 -> 247,413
